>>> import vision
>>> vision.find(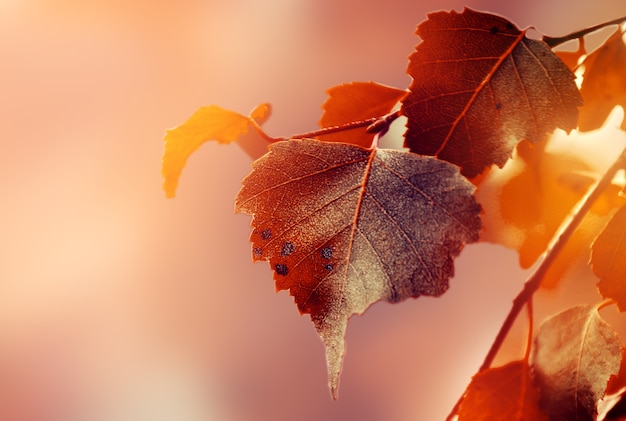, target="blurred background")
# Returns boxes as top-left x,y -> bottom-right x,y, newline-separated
1,0 -> 626,420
